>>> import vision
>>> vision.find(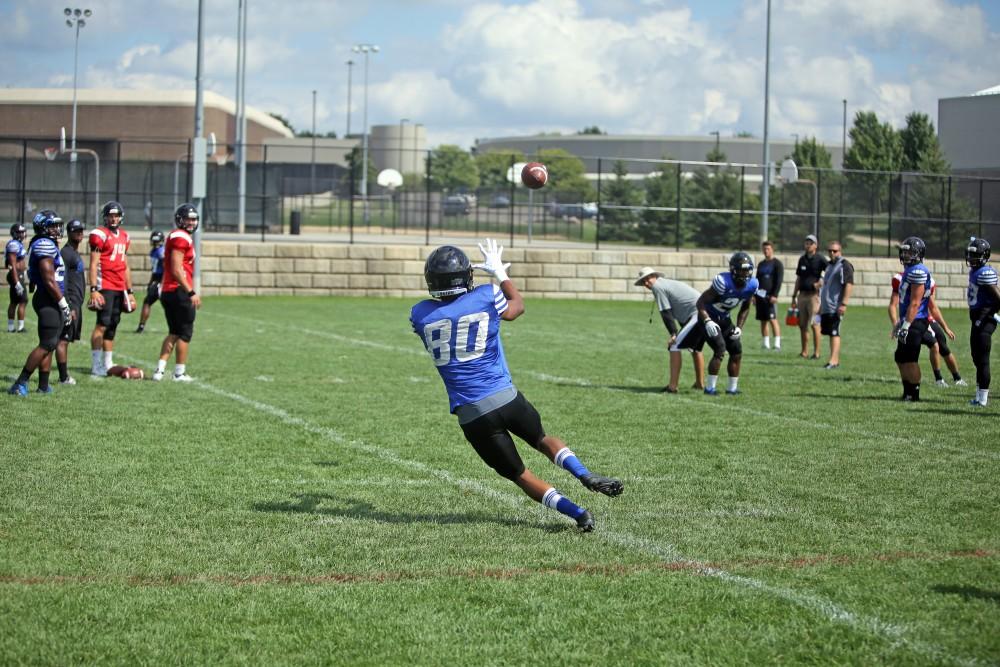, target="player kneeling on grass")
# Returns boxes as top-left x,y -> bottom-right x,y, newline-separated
410,239 -> 623,532
152,204 -> 200,383
693,252 -> 758,395
8,210 -> 73,396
